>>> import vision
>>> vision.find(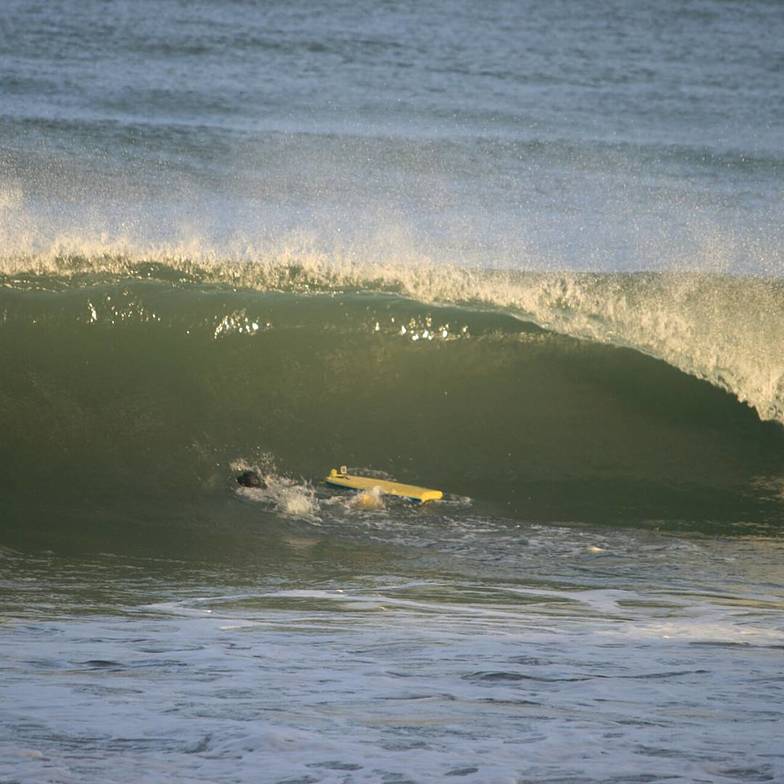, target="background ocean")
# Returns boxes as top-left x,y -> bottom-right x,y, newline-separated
1,1 -> 783,782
